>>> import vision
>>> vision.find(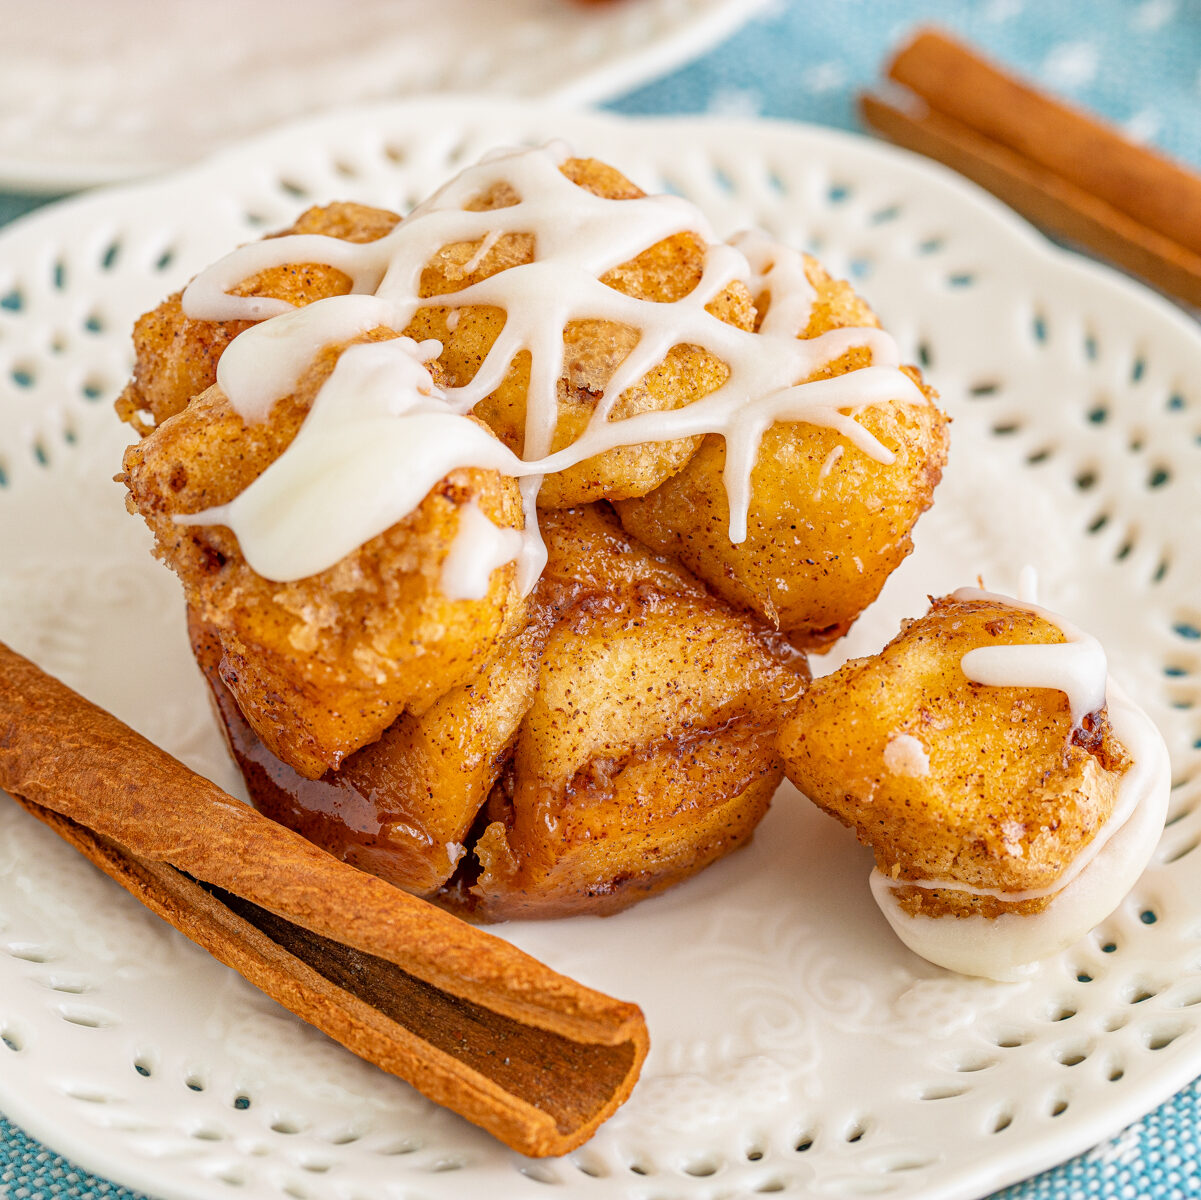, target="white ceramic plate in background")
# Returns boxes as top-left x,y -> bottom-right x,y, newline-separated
0,100 -> 1199,1200
0,0 -> 768,192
